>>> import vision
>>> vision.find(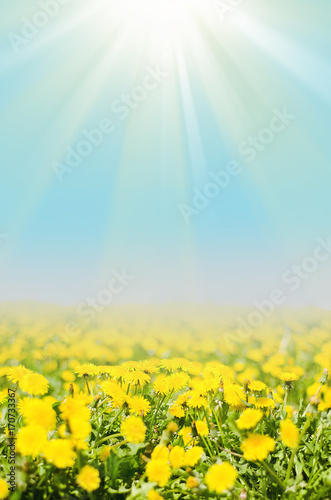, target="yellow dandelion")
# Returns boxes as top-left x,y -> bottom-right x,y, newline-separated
76,465 -> 100,492
169,446 -> 185,469
279,372 -> 300,382
241,434 -> 275,461
151,445 -> 169,462
19,372 -> 49,396
205,462 -> 237,494
249,381 -> 267,392
236,409 -> 263,430
280,419 -> 299,448
123,370 -> 150,386
146,459 -> 171,487
254,397 -> 276,409
69,418 -> 91,440
18,398 -> 56,430
121,415 -> 146,444
148,490 -> 164,500
17,425 -> 48,457
44,439 -> 76,468
184,446 -> 204,466
6,365 -> 31,384
0,391 -> 7,405
186,476 -> 199,489
74,364 -> 99,377
153,375 -> 172,395
194,420 -> 209,436
127,395 -> 151,415
0,478 -> 9,500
